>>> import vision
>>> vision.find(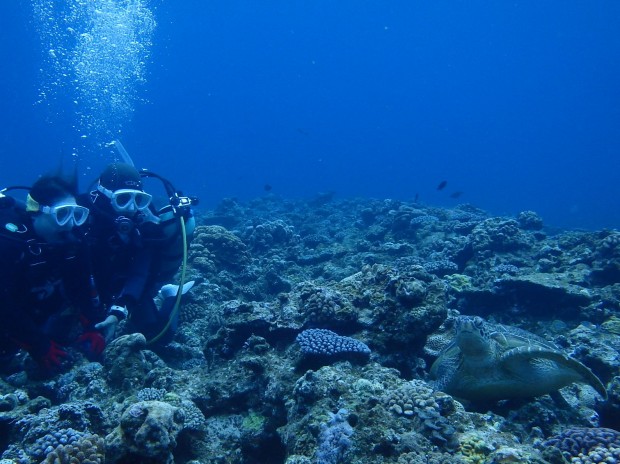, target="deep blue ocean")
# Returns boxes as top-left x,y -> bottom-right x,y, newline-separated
1,1 -> 619,230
